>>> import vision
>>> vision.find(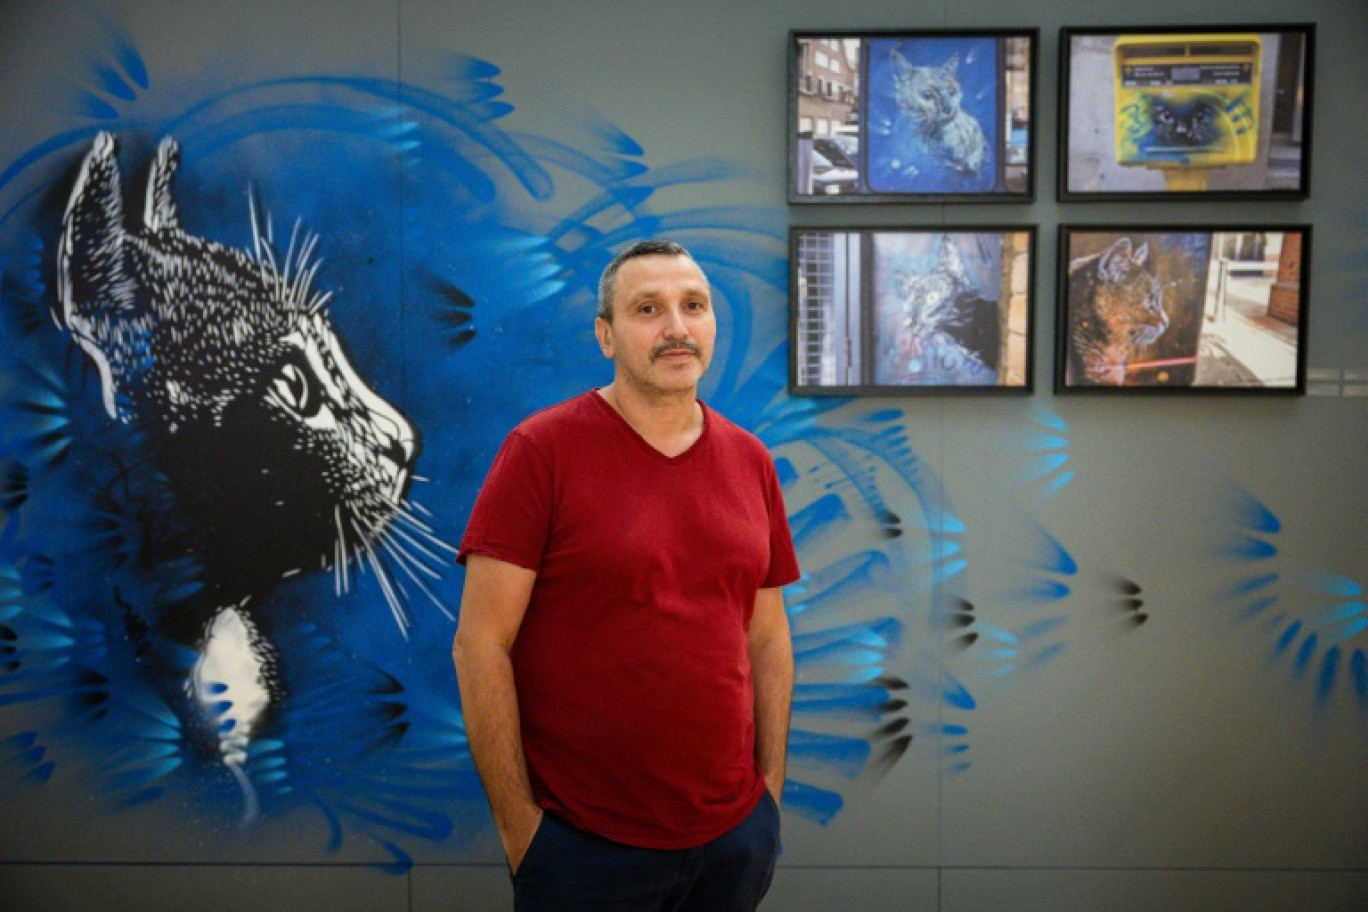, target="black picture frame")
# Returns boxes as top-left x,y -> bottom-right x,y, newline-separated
789,29 -> 1038,203
790,226 -> 1036,395
1055,225 -> 1311,393
1058,24 -> 1315,201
